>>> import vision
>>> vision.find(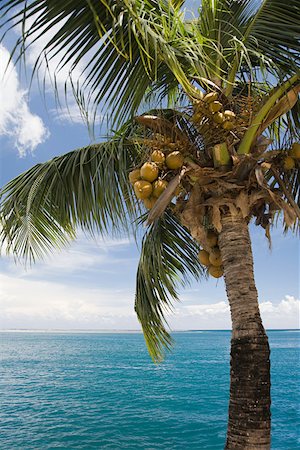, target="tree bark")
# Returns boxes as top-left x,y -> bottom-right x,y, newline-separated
219,213 -> 271,450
